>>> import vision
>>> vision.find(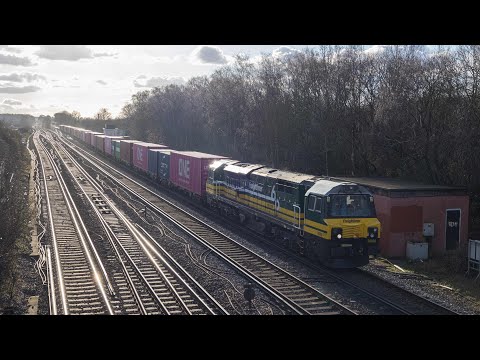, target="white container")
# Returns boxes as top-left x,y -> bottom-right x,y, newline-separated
406,241 -> 429,260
